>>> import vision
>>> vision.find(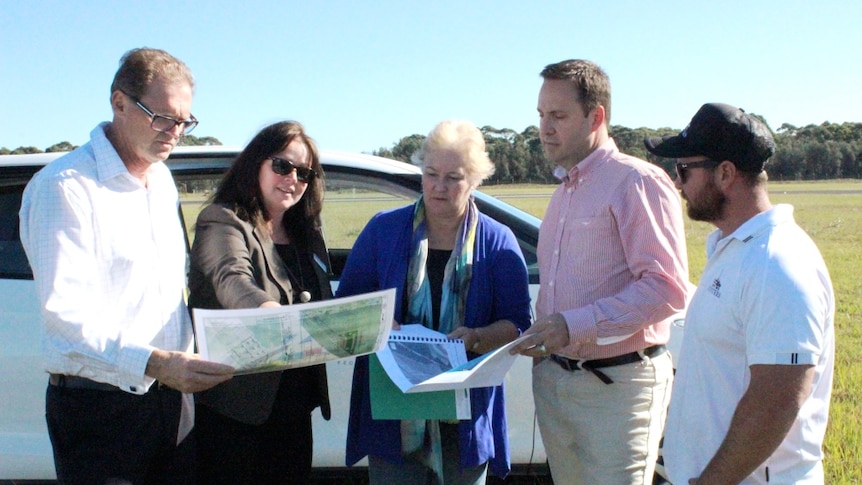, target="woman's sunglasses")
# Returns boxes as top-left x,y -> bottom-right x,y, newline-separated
267,157 -> 317,183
